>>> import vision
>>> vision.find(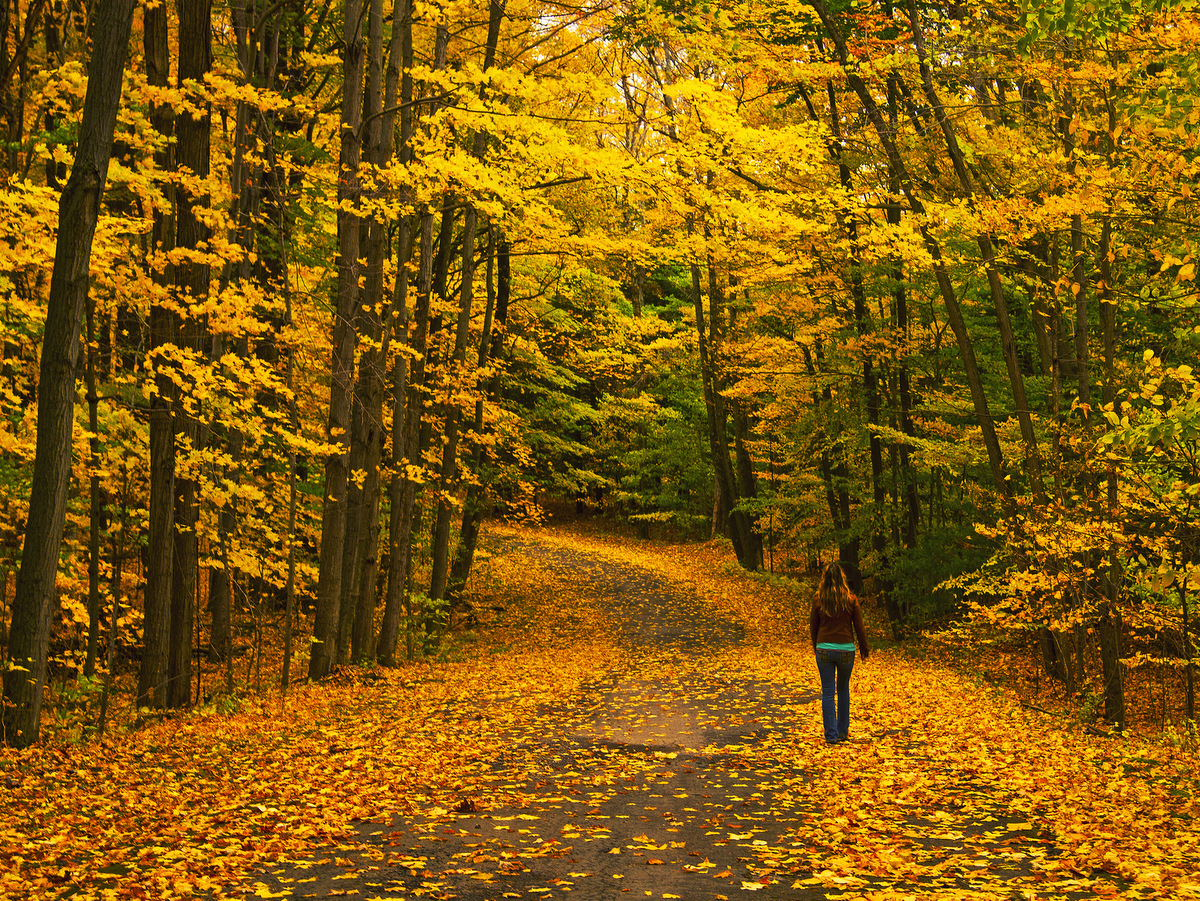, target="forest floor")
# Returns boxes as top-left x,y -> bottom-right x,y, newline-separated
3,522 -> 1200,900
